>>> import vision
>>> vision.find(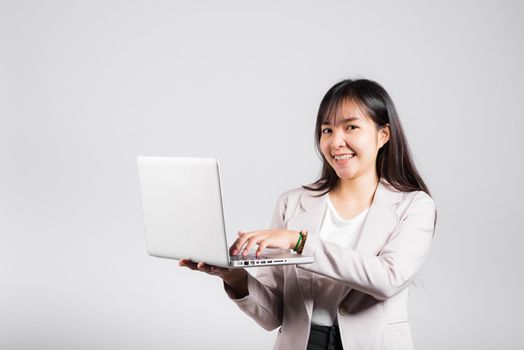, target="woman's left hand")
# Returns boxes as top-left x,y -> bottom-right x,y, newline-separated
229,229 -> 300,257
